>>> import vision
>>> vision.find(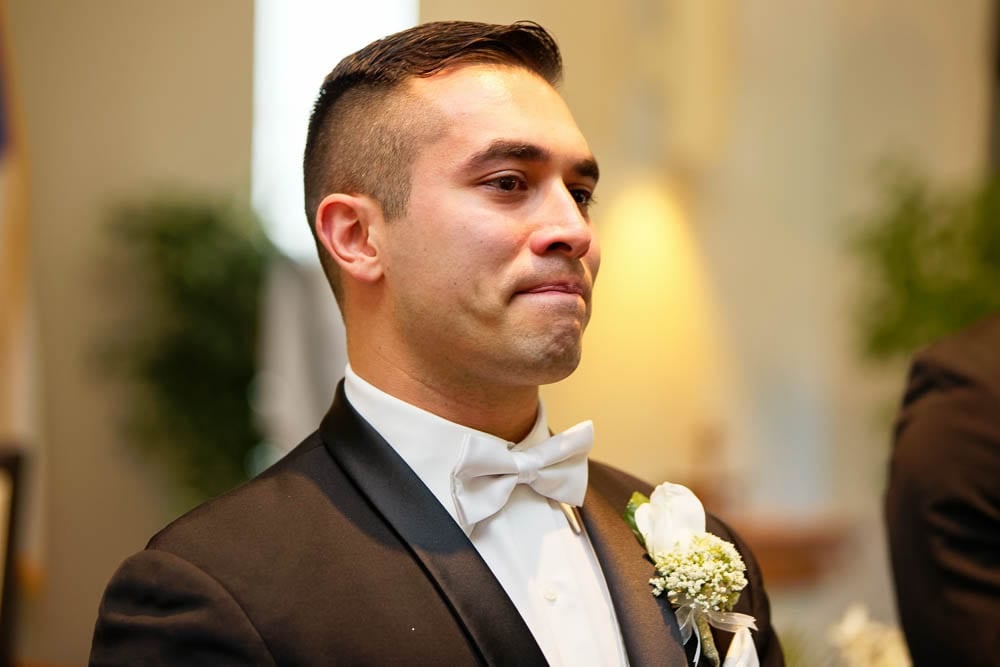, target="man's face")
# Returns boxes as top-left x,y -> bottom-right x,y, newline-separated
376,64 -> 601,395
